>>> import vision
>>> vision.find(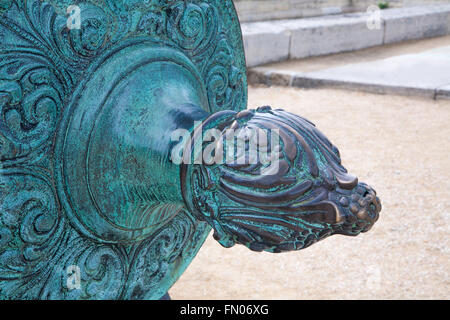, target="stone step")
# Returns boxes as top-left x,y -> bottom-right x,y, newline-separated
242,4 -> 450,67
248,39 -> 450,100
